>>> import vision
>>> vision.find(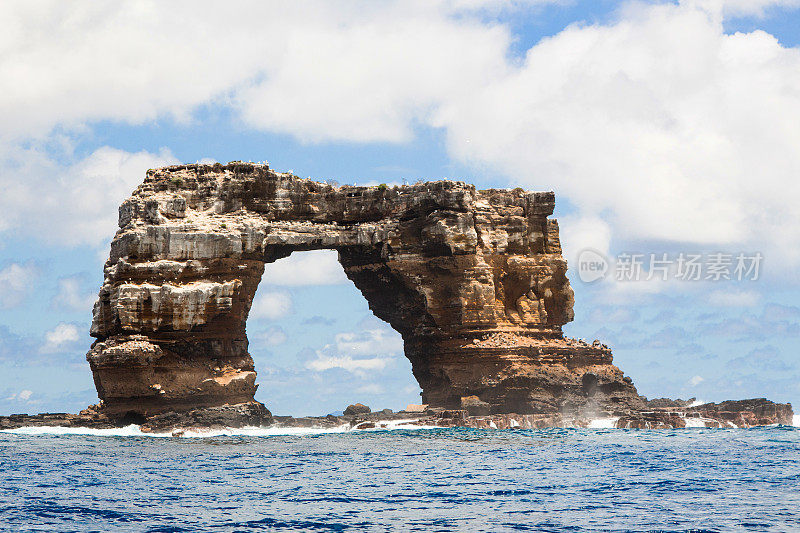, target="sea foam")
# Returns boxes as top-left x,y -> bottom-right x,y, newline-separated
588,417 -> 620,428
1,418 -> 434,438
